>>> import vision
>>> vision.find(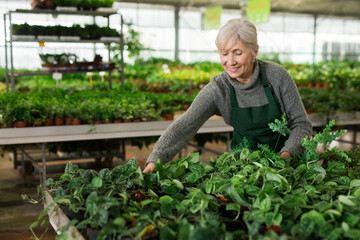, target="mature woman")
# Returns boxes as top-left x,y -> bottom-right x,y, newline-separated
143,18 -> 312,173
